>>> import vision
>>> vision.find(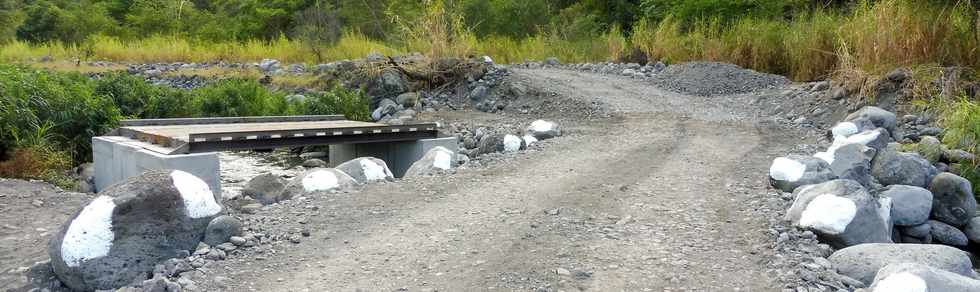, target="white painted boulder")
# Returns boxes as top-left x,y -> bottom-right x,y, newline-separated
282,168 -> 358,197
522,135 -> 538,147
830,243 -> 977,286
527,120 -> 562,140
769,155 -> 837,193
49,170 -> 223,291
785,179 -> 892,248
869,263 -> 980,292
404,146 -> 455,178
335,157 -> 395,184
503,134 -> 524,153
814,128 -> 890,164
